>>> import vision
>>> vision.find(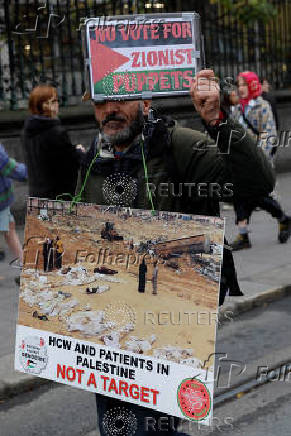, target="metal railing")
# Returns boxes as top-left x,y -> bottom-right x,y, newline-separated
1,0 -> 291,110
